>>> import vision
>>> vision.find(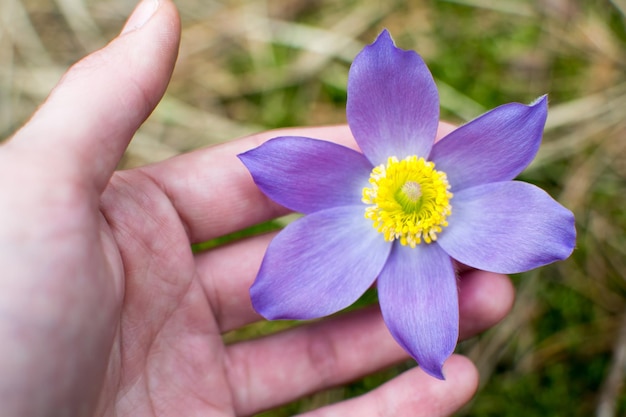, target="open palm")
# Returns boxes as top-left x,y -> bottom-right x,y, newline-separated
0,1 -> 514,416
